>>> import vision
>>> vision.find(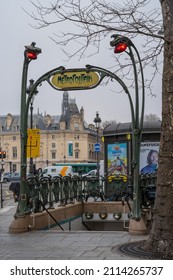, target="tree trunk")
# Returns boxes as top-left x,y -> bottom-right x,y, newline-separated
144,0 -> 173,259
